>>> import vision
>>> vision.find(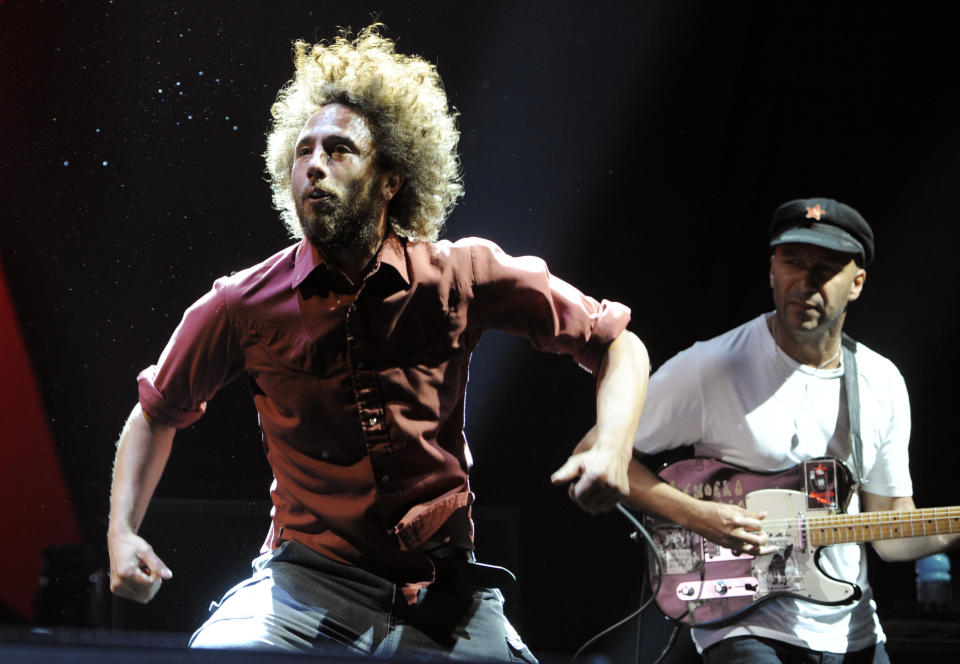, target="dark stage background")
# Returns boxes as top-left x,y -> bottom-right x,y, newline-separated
3,0 -> 960,658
